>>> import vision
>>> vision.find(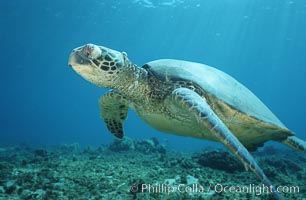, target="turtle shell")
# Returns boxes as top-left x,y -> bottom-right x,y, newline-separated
145,59 -> 286,129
